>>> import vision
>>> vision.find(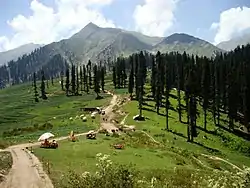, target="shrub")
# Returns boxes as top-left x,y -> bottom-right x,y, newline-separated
60,153 -> 138,188
59,153 -> 250,188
